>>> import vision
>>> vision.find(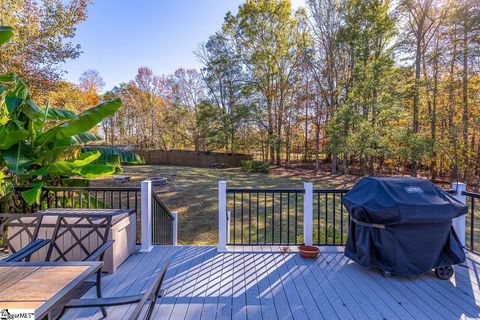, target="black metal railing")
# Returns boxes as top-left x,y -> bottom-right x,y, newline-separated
47,186 -> 142,243
7,185 -> 175,245
313,189 -> 350,246
464,191 -> 480,254
152,192 -> 175,245
226,188 -> 305,245
45,186 -> 141,212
